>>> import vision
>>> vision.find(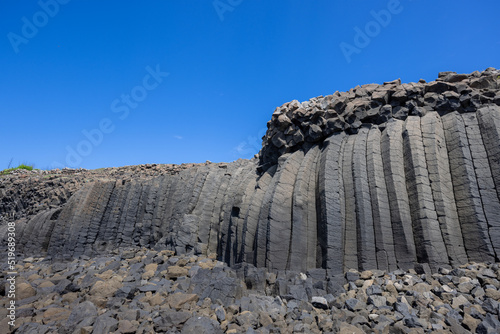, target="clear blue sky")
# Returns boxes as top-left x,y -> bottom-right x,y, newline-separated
1,0 -> 499,170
